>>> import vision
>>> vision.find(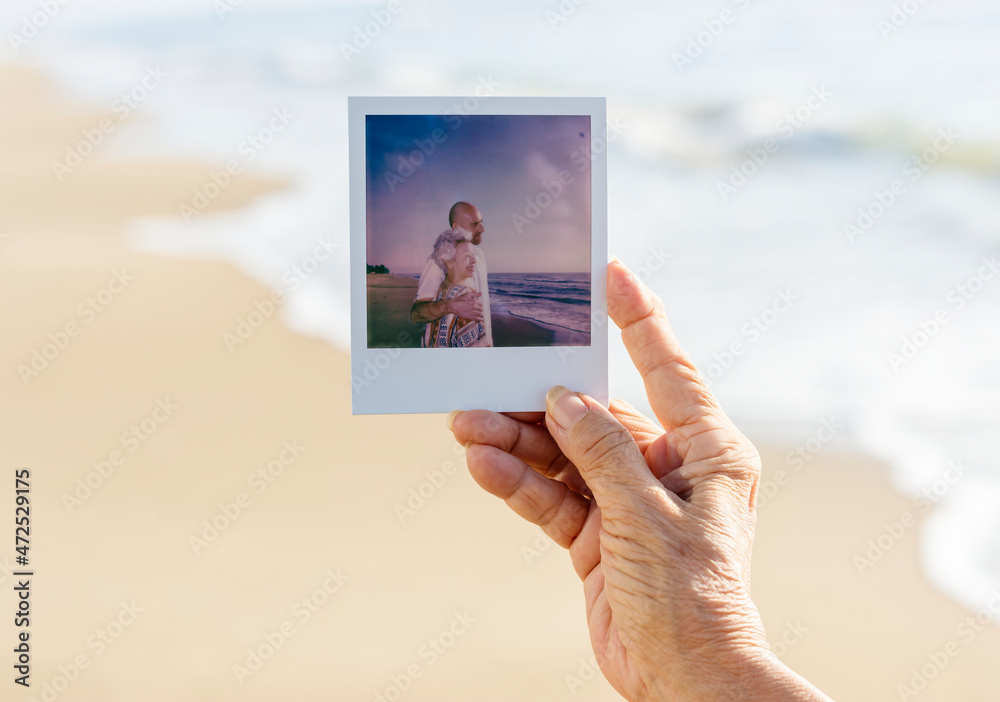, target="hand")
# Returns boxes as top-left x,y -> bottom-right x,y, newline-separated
449,260 -> 830,702
448,290 -> 483,321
